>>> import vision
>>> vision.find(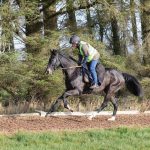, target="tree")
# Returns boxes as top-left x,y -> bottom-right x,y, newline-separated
109,0 -> 122,55
140,0 -> 150,65
130,0 -> 138,48
42,0 -> 57,36
15,0 -> 42,52
66,0 -> 77,32
111,17 -> 121,55
0,1 -> 14,52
